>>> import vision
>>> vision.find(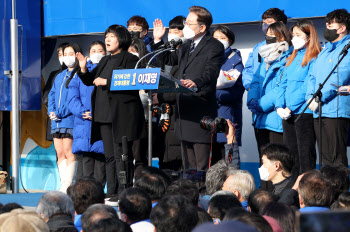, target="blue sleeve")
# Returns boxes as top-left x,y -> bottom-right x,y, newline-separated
56,81 -> 72,119
247,64 -> 262,105
68,77 -> 88,120
306,65 -> 316,101
275,70 -> 287,109
258,67 -> 286,112
242,51 -> 254,90
225,143 -> 240,169
48,78 -> 57,116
